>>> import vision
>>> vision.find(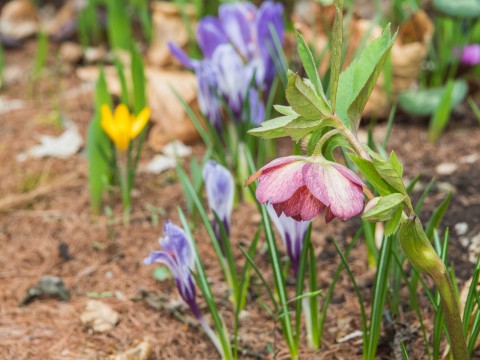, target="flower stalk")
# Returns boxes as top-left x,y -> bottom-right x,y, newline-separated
332,112 -> 469,359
